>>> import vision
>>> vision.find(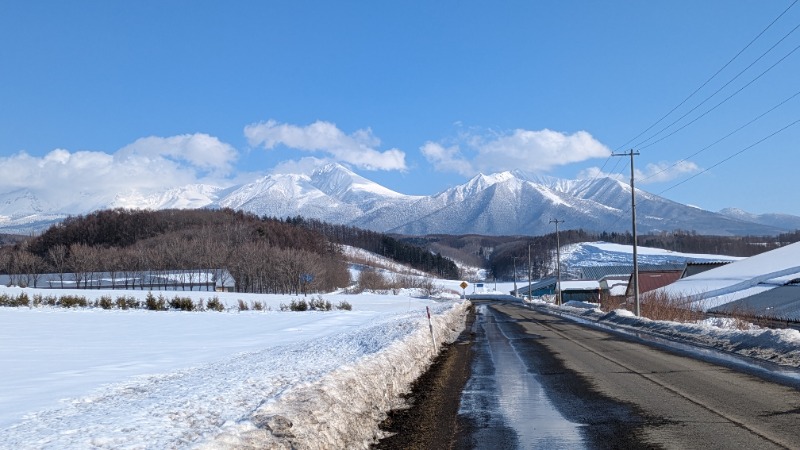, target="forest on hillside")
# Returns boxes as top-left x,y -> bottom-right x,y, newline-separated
0,209 -> 459,294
